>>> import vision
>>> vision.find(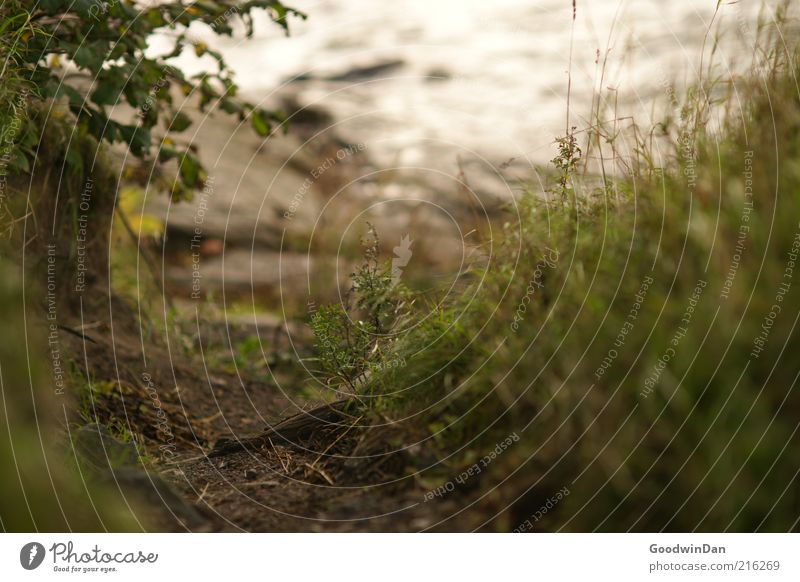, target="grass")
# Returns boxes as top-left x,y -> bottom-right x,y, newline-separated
3,0 -> 797,533
312,26 -> 800,531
